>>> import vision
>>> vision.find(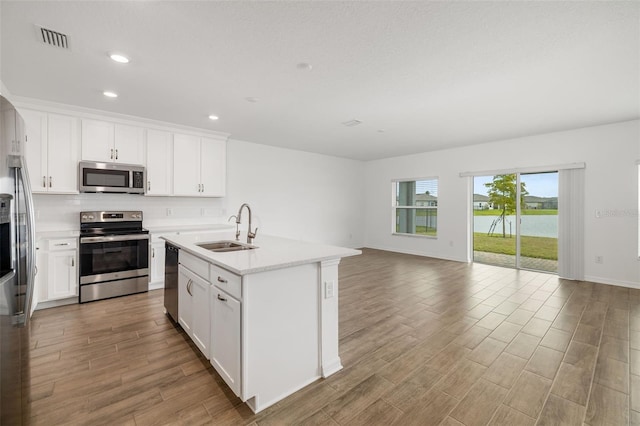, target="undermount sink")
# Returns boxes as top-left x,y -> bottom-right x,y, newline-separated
197,240 -> 257,253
